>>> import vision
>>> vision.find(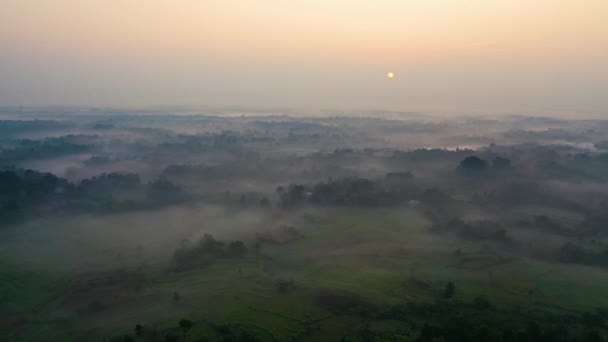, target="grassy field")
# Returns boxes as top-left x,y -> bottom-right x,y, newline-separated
2,204 -> 608,341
